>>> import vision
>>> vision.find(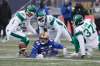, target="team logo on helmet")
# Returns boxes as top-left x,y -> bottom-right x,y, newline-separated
73,14 -> 83,26
26,5 -> 36,13
36,10 -> 46,17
